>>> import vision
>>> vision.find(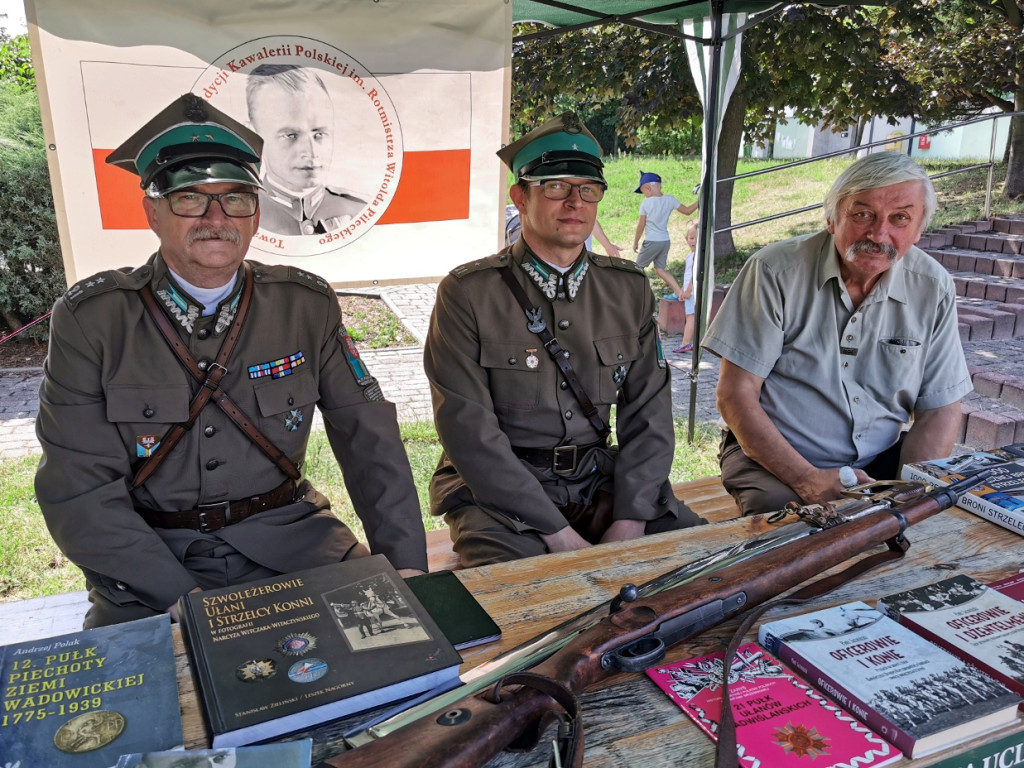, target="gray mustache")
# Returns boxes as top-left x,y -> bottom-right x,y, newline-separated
186,226 -> 242,246
845,240 -> 898,262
